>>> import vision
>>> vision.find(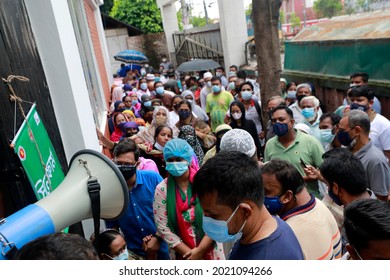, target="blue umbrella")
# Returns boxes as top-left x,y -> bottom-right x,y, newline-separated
114,50 -> 149,64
